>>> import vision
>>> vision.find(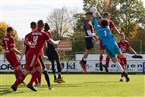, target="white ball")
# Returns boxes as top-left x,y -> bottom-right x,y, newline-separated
90,6 -> 97,13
